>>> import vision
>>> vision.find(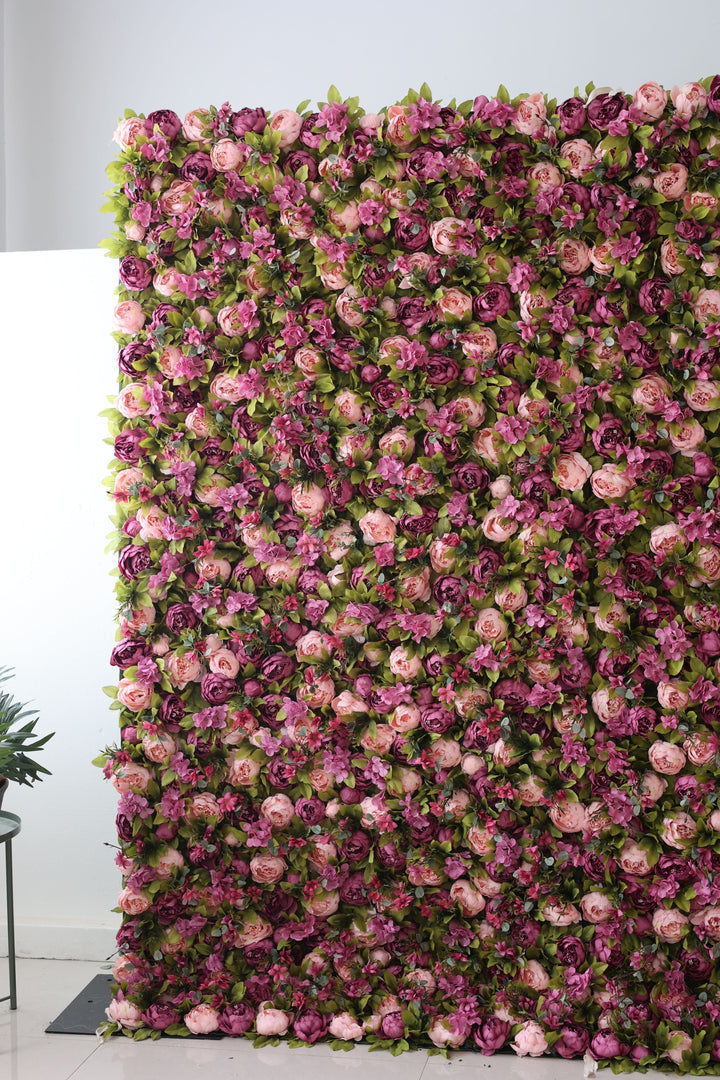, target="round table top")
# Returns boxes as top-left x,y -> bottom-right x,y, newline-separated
0,811 -> 21,843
